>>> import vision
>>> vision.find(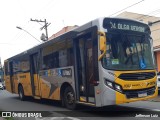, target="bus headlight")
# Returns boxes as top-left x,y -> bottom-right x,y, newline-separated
105,79 -> 123,93
106,81 -> 113,88
115,84 -> 122,93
